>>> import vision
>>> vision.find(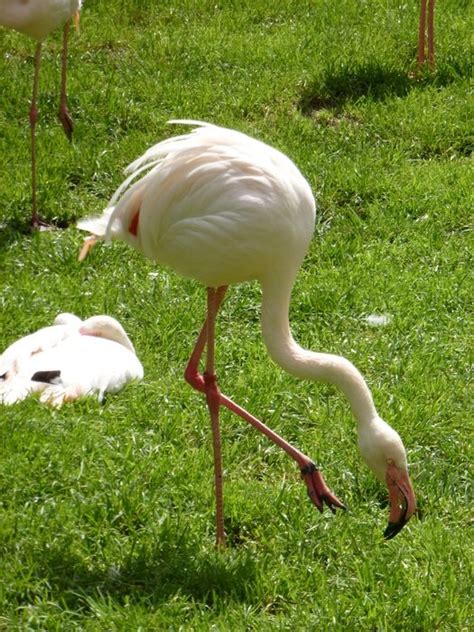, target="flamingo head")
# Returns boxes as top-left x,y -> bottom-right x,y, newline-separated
79,315 -> 136,353
53,313 -> 82,327
358,416 -> 417,539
